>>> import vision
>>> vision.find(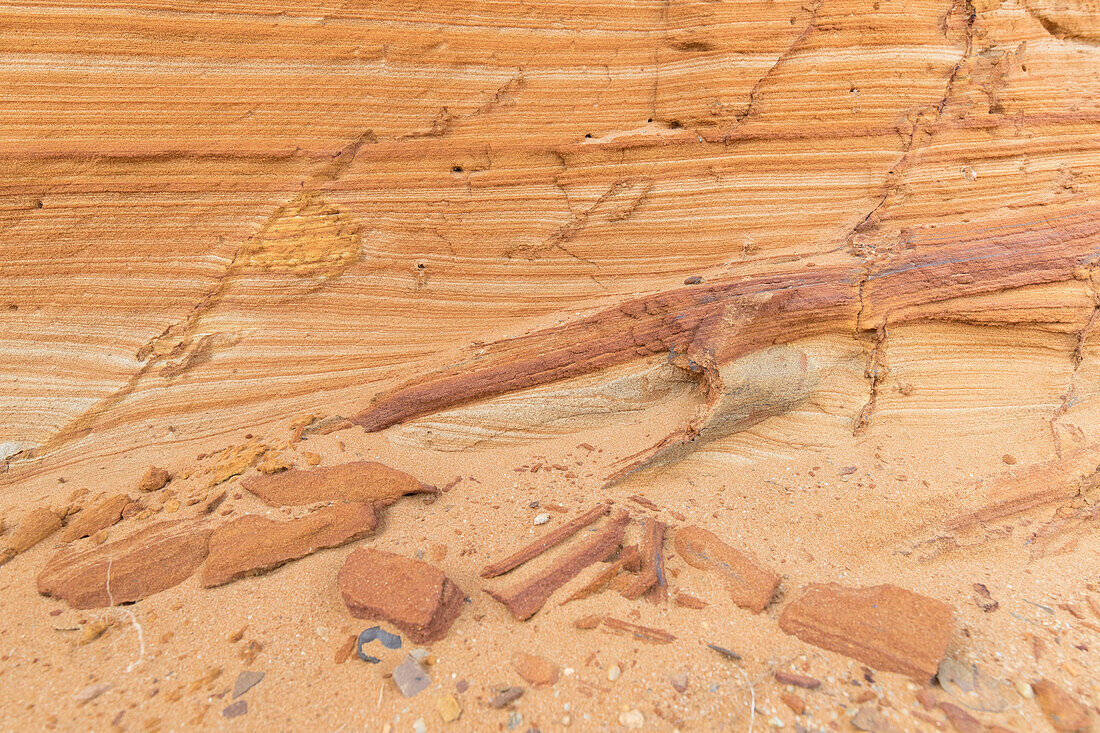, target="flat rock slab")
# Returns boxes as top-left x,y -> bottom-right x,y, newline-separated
242,461 -> 435,507
1,507 -> 61,564
232,670 -> 264,699
392,654 -> 430,698
338,547 -> 464,644
60,493 -> 130,543
202,502 -> 377,587
673,525 -> 780,612
778,583 -> 954,681
37,519 -> 212,609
